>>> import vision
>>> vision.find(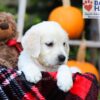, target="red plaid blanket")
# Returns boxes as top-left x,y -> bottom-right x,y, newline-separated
0,66 -> 98,100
